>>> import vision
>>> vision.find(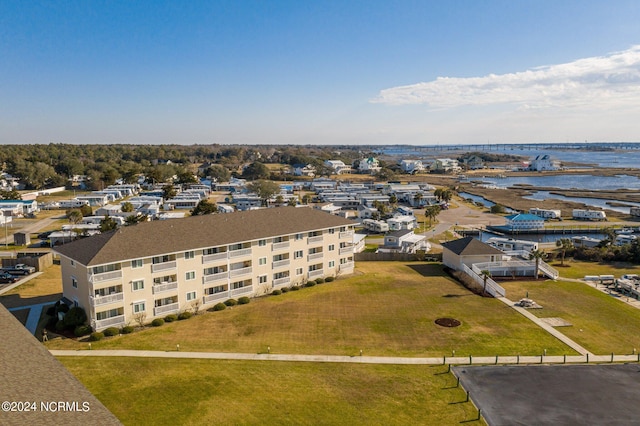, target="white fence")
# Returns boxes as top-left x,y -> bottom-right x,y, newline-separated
463,264 -> 506,297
